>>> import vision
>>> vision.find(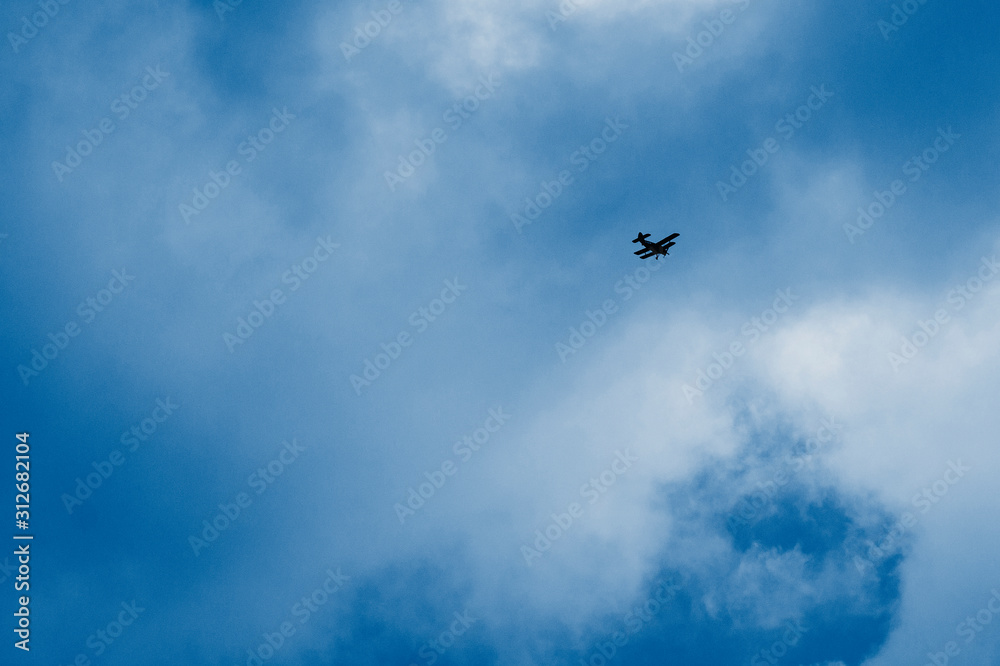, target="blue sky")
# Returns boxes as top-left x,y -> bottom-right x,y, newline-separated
2,0 -> 1000,664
